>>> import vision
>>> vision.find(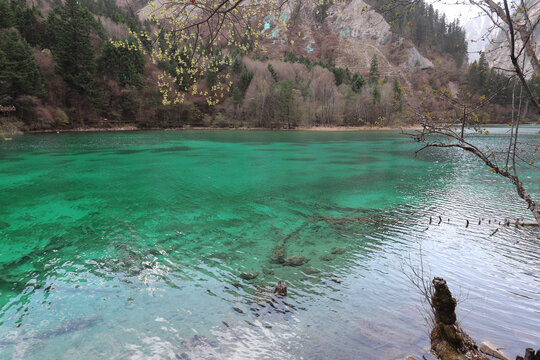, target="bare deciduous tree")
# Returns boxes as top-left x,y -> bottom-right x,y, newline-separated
400,0 -> 540,224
